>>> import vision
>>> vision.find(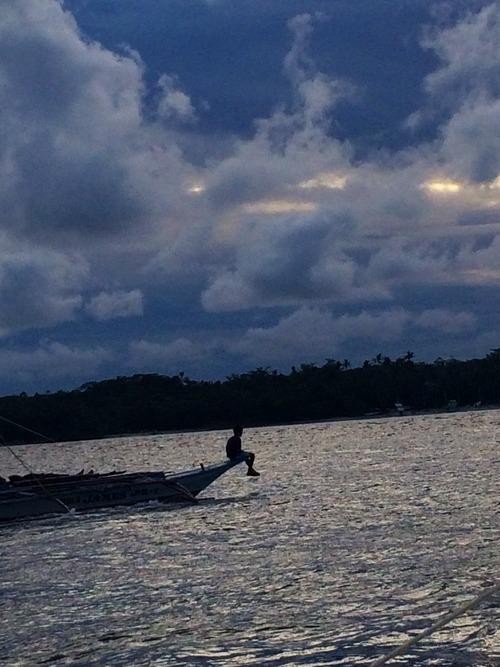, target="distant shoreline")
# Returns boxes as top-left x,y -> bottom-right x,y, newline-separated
3,403 -> 498,448
2,352 -> 500,446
